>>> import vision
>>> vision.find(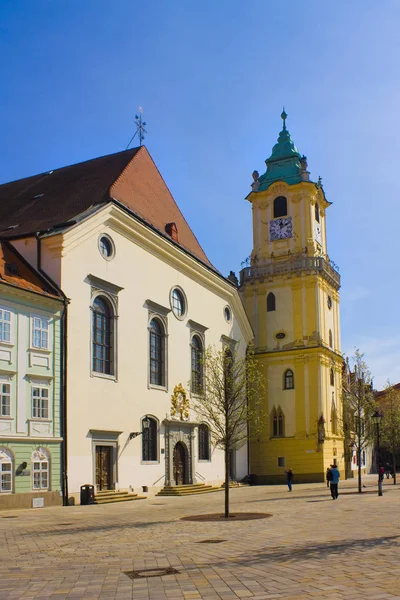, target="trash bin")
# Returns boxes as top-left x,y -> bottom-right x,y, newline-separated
80,484 -> 95,505
142,486 -> 148,493
248,474 -> 257,486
